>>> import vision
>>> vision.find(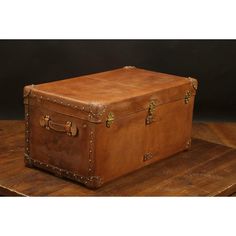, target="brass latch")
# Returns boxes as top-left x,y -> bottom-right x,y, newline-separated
184,90 -> 191,104
106,112 -> 115,128
146,100 -> 157,125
